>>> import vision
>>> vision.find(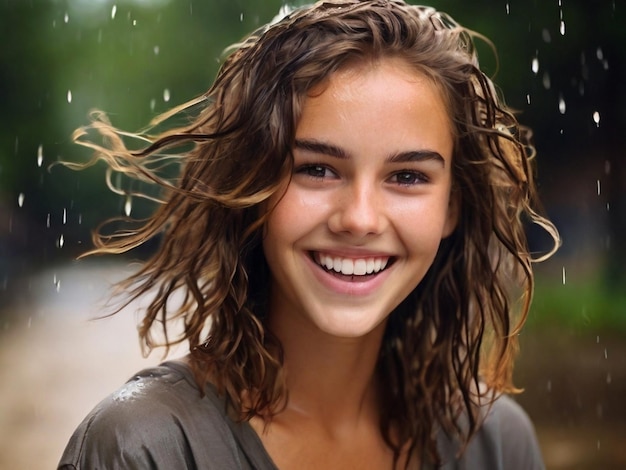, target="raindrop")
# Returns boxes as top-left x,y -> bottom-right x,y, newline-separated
604,348 -> 608,359
124,196 -> 132,217
56,279 -> 61,293
559,20 -> 565,35
18,193 -> 25,207
558,94 -> 566,114
64,12 -> 69,24
505,2 -> 510,14
542,72 -> 551,89
150,98 -> 156,111
526,94 -> 531,105
112,5 -> 117,20
59,235 -> 65,248
562,266 -> 566,285
597,335 -> 600,344
602,60 -> 609,70
531,56 -> 539,74
37,144 -> 43,167
163,89 -> 171,102
593,111 -> 600,127
153,45 -> 160,55
605,160 -> 611,175
597,180 -> 601,196
62,208 -> 67,225
240,13 -> 244,22
542,28 -> 551,43
67,90 -> 73,104
46,213 -> 51,228
78,214 -> 83,225
596,47 -> 604,60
